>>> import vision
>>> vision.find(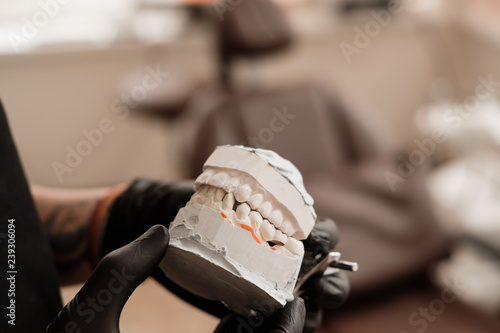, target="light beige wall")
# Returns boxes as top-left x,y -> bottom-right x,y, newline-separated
1,5 -> 498,191
0,38 -> 216,188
